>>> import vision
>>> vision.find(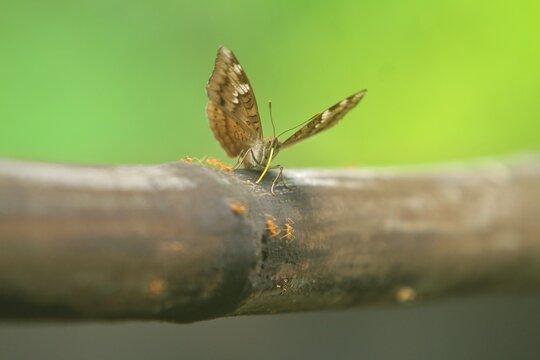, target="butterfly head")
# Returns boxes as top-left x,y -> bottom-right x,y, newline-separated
259,137 -> 281,169
253,136 -> 280,184
242,137 -> 280,170
263,136 -> 281,163
261,136 -> 283,170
